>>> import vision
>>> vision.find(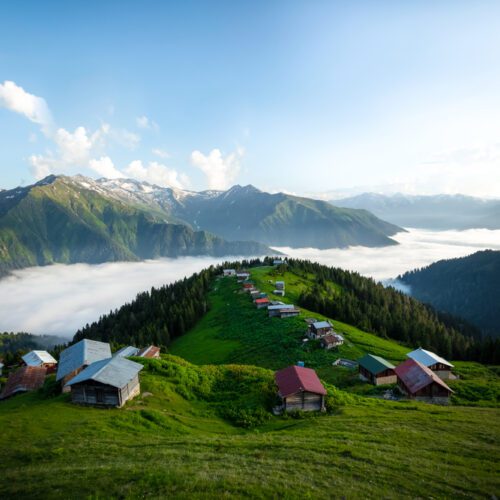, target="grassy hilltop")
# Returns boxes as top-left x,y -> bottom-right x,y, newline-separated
1,264 -> 499,498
